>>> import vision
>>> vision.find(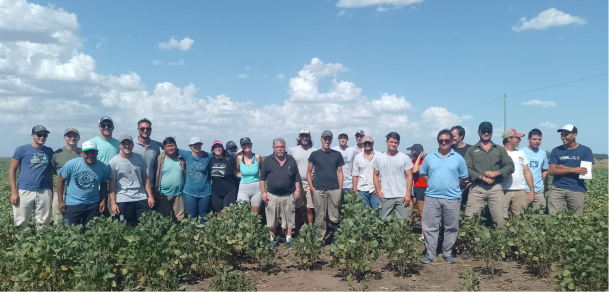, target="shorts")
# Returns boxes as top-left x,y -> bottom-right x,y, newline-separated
265,192 -> 296,230
295,184 -> 313,209
413,187 -> 426,201
158,194 -> 185,222
63,203 -> 100,227
116,199 -> 150,225
237,182 -> 263,207
211,188 -> 238,213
